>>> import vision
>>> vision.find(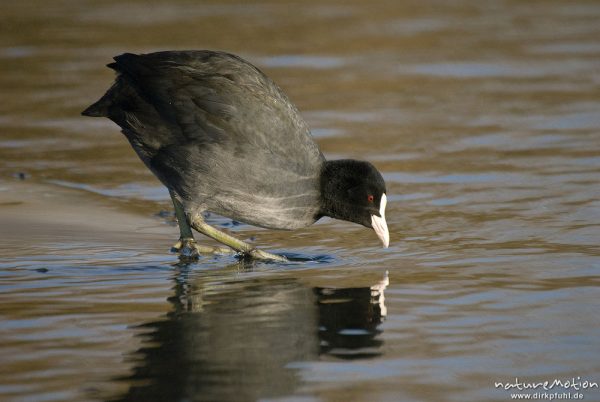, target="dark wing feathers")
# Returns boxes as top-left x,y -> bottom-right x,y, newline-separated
107,51 -> 316,152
